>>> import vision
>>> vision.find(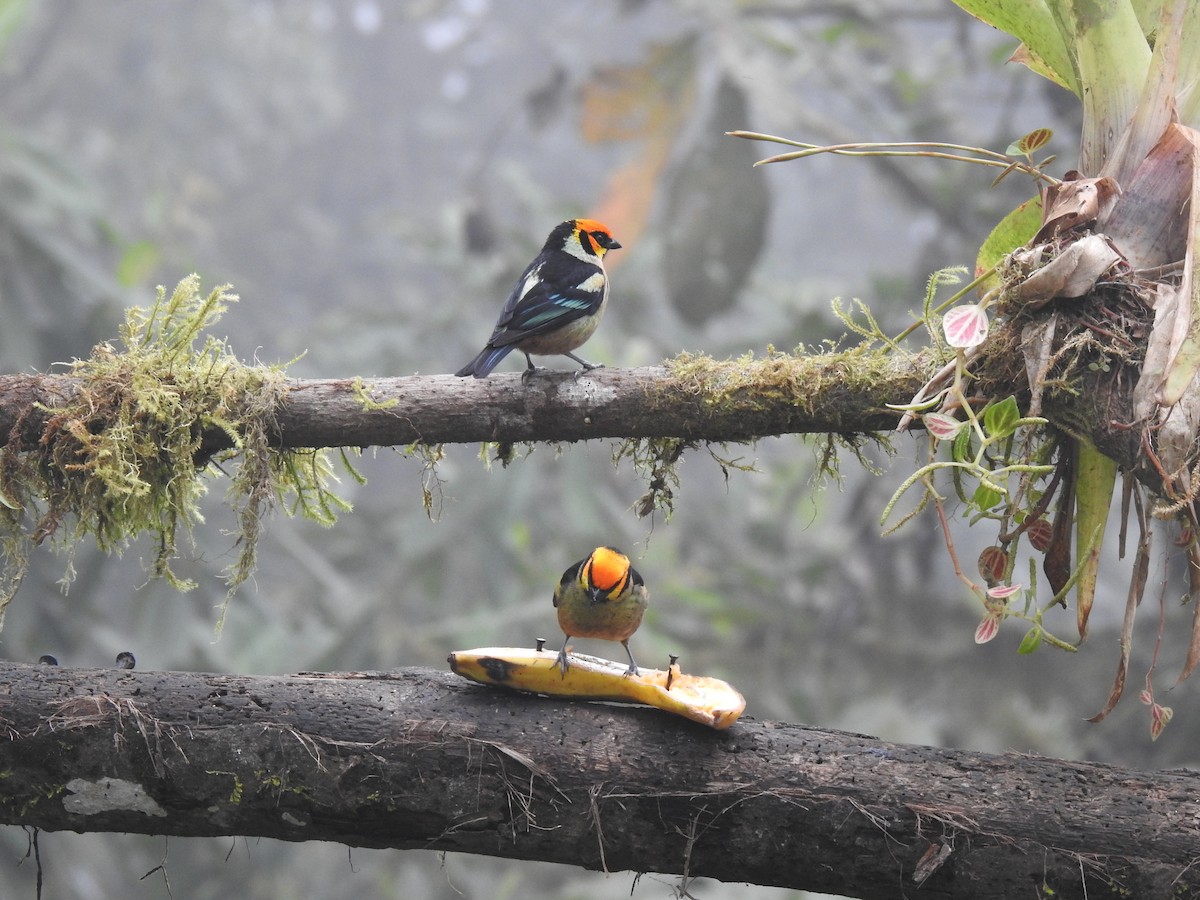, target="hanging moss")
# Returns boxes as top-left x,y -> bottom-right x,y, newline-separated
613,436 -> 691,519
0,275 -> 349,630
